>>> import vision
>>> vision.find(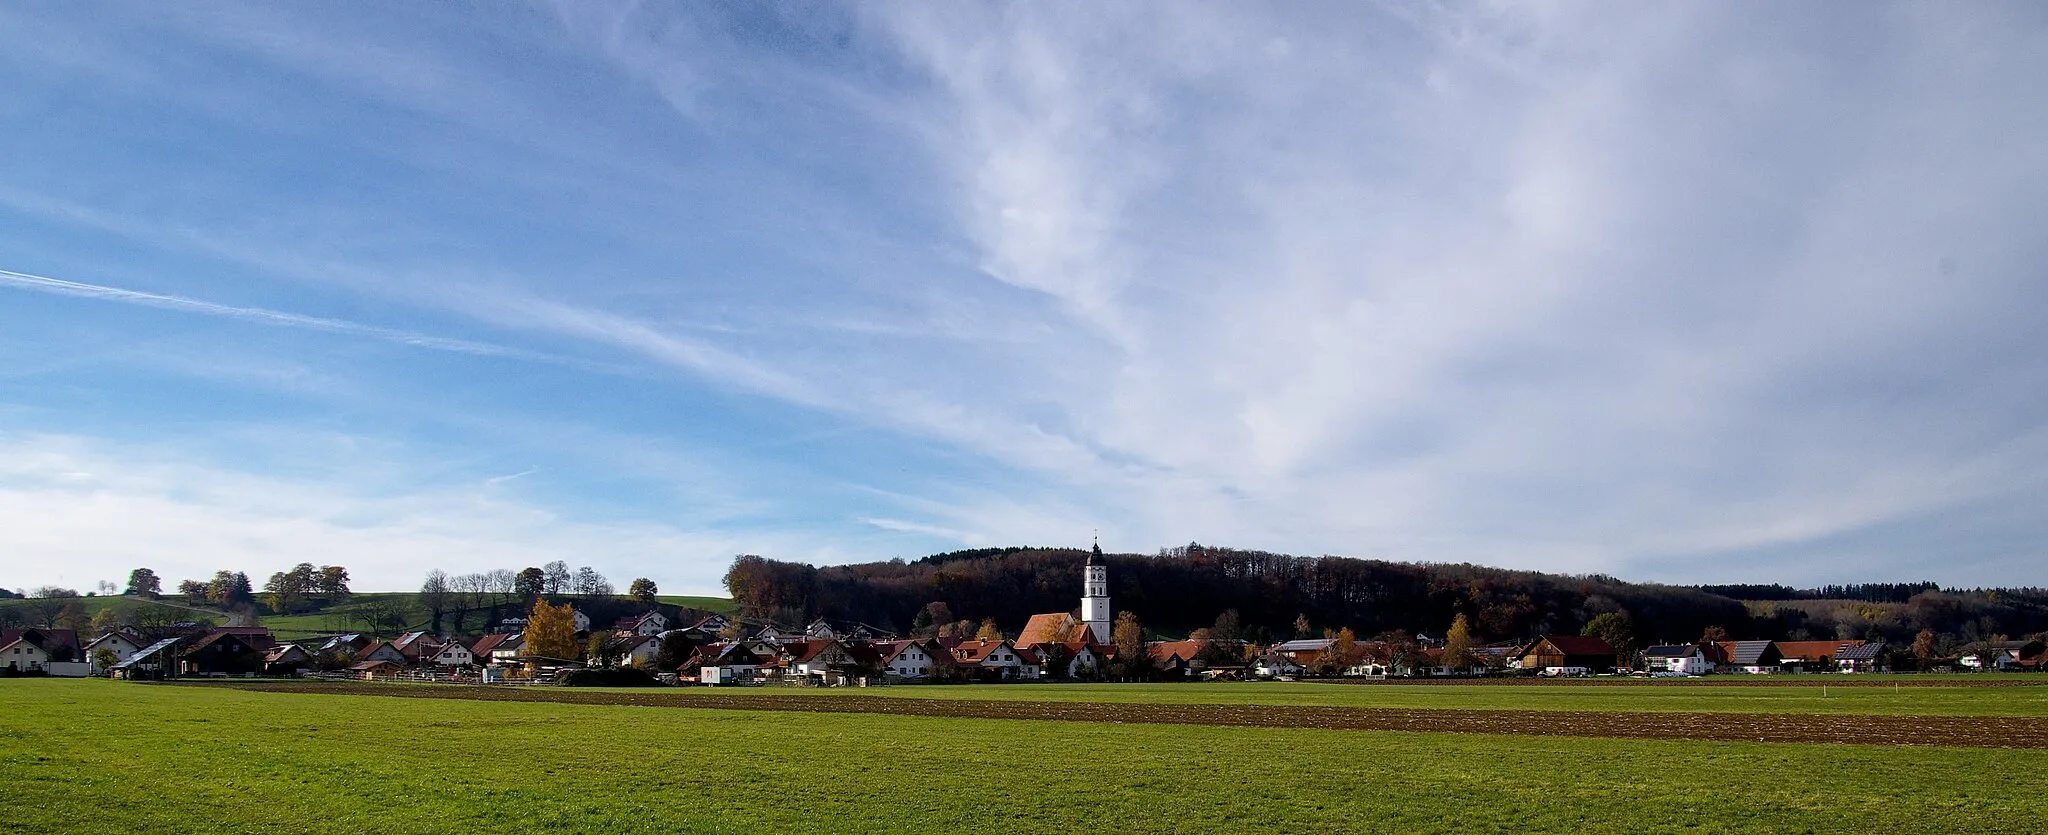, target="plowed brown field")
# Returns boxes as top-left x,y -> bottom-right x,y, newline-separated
187,681 -> 2044,749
